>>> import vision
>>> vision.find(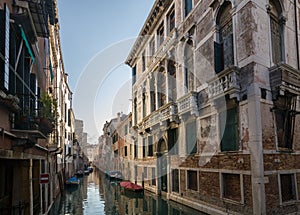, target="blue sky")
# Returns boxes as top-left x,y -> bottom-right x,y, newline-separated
58,1 -> 155,143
